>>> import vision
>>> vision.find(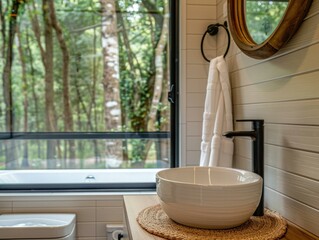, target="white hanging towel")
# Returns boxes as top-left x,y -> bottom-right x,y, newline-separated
200,56 -> 233,167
